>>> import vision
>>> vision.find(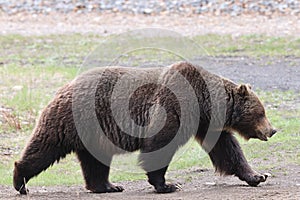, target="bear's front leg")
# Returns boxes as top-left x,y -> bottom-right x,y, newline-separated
206,130 -> 269,186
